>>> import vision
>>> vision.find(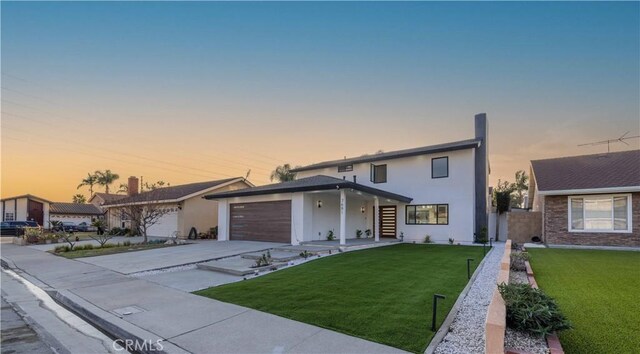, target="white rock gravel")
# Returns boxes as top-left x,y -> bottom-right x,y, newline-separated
433,242 -> 504,354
